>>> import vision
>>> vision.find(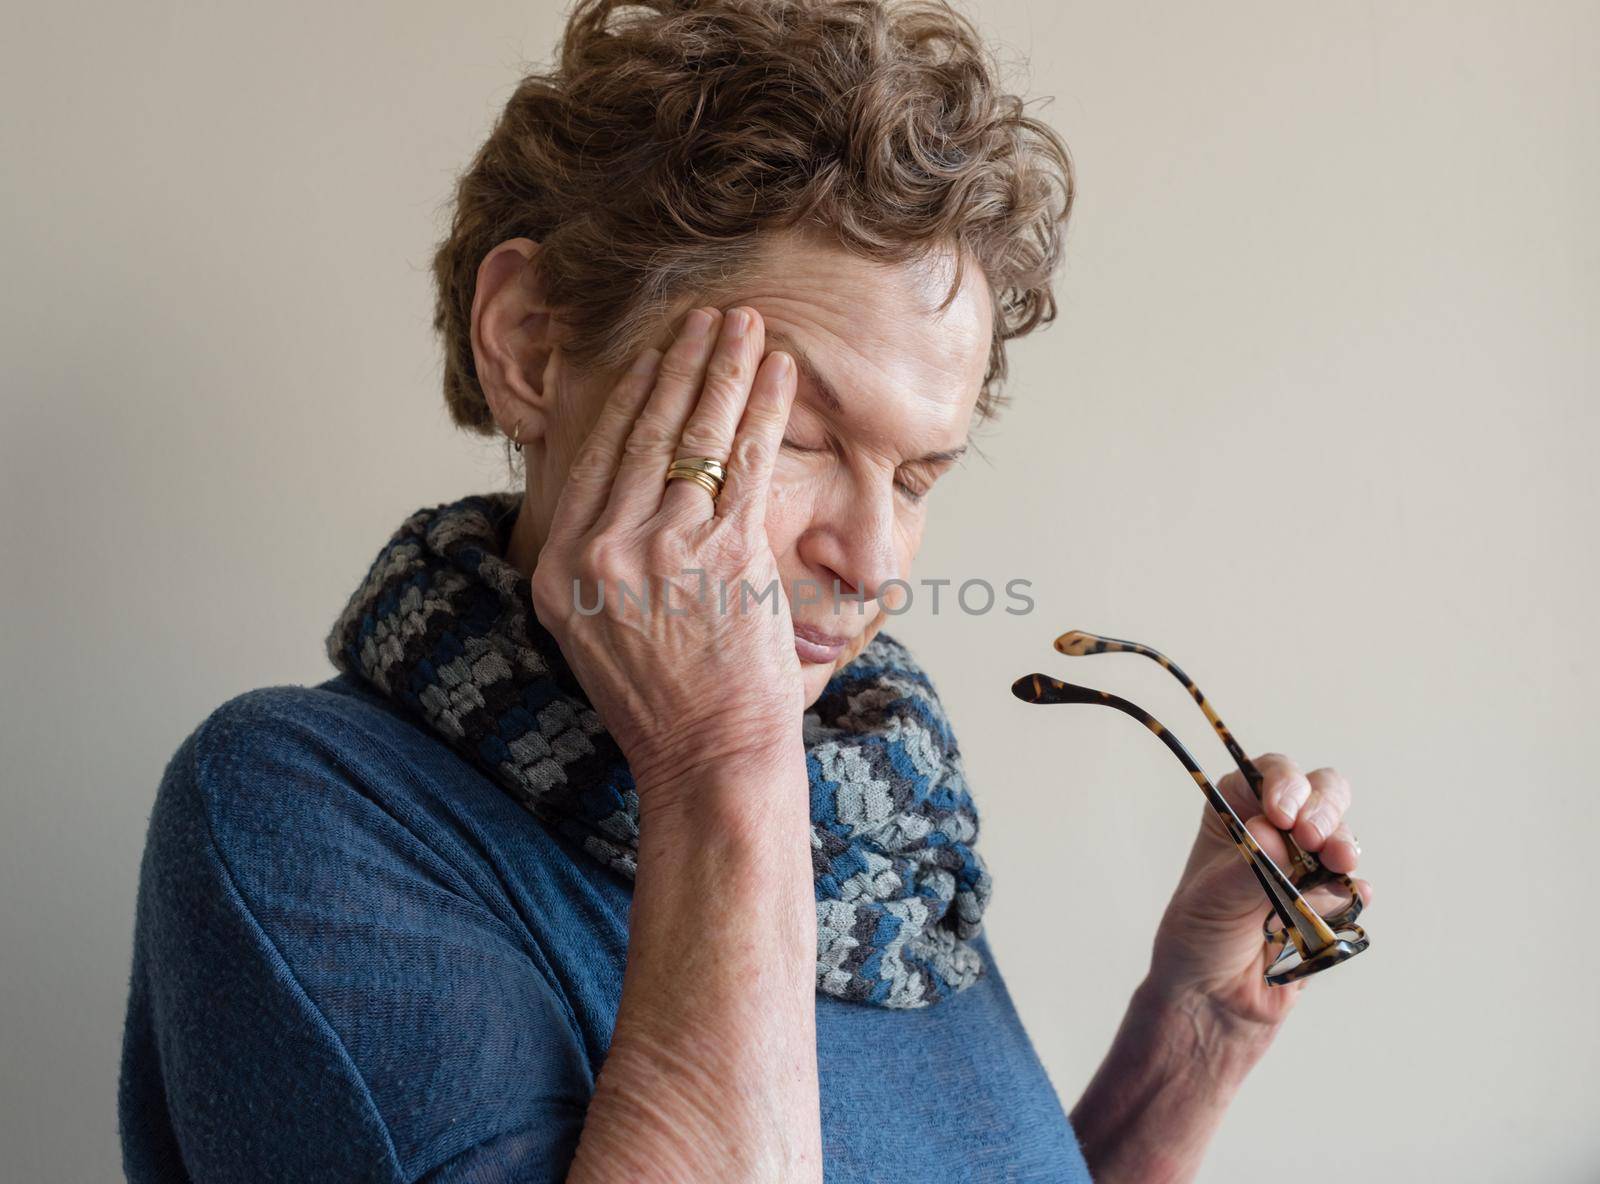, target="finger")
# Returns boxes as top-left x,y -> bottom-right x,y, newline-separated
1215,768 -> 1263,823
1253,752 -> 1312,830
660,306 -> 766,523
715,349 -> 796,526
1319,820 -> 1361,874
1243,811 -> 1293,873
545,346 -> 665,544
602,306 -> 724,527
1200,811 -> 1297,917
1293,766 -> 1352,851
